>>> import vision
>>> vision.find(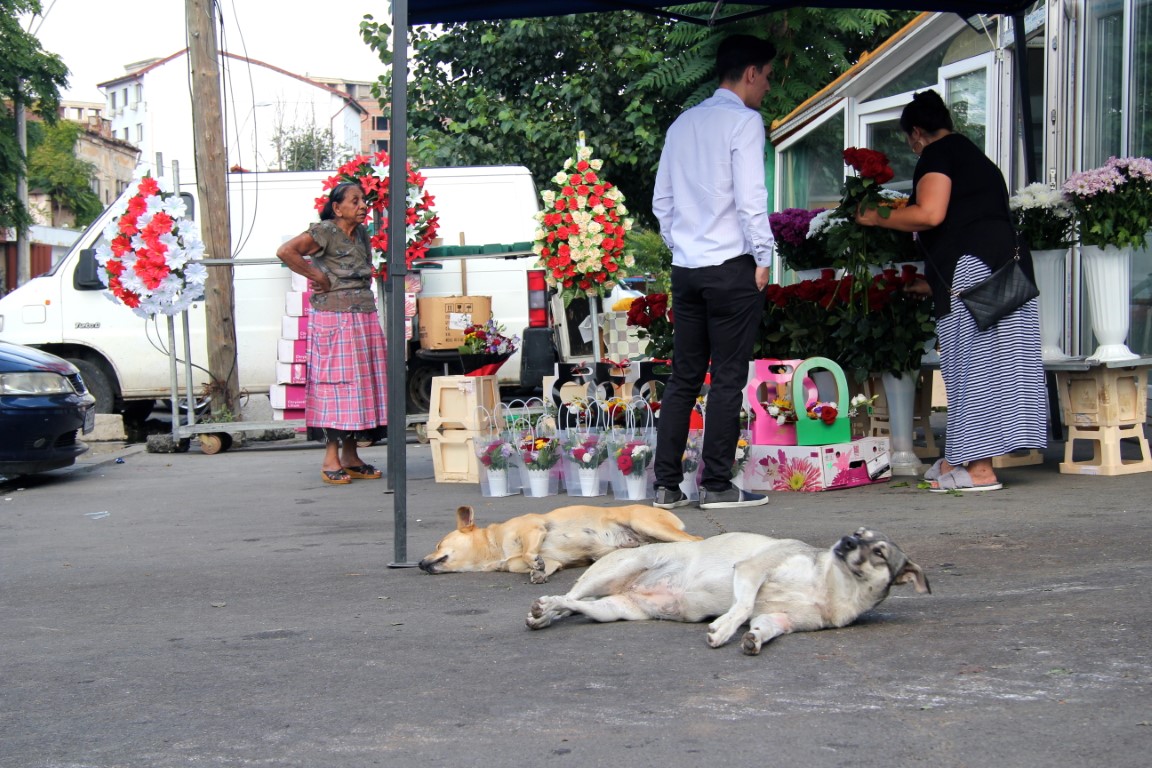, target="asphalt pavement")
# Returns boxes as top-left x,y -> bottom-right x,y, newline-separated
2,429 -> 1150,767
